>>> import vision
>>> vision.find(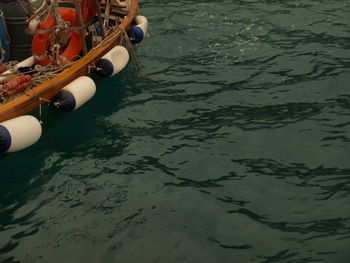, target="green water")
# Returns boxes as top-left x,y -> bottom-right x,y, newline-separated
1,0 -> 350,262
